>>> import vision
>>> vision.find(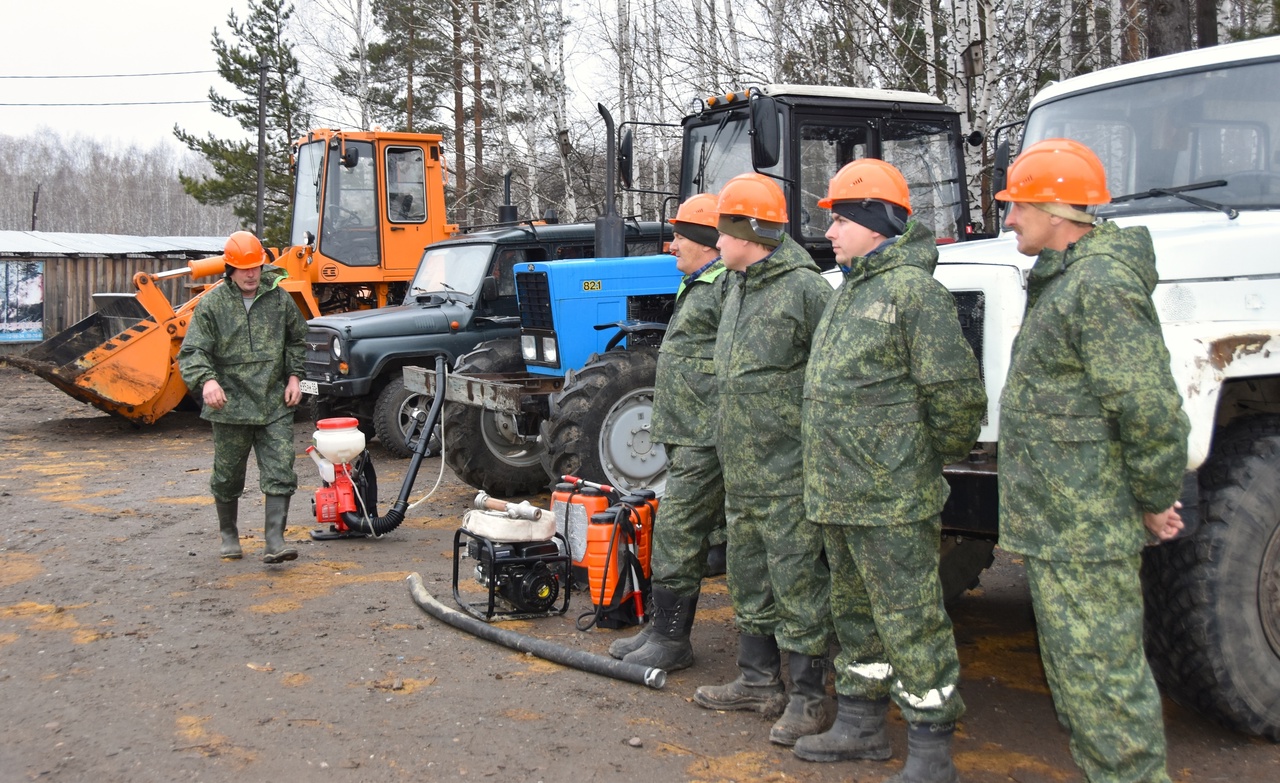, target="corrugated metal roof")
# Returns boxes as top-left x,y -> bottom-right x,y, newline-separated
0,231 -> 225,257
